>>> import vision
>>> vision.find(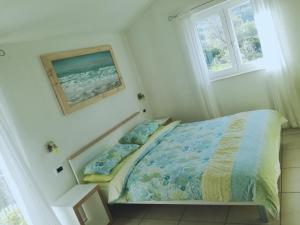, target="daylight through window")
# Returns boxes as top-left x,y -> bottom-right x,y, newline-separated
0,170 -> 27,225
193,0 -> 263,80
